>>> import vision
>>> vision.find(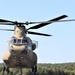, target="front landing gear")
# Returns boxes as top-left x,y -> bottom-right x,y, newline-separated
19,68 -> 22,75
32,65 -> 37,75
